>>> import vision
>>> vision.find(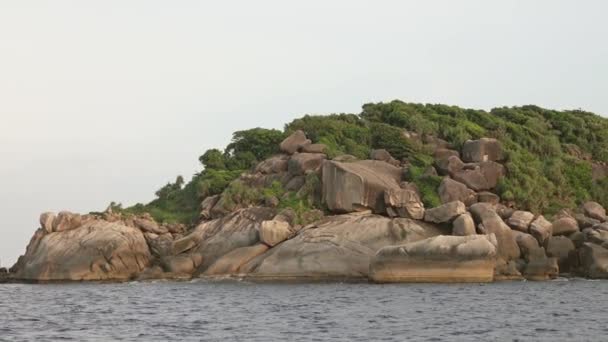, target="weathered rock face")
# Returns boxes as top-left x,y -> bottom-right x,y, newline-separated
52,211 -> 83,232
462,138 -> 504,163
424,201 -> 466,224
369,235 -> 497,283
577,243 -> 608,279
453,162 -> 504,191
507,211 -> 535,232
478,210 -> 520,261
288,153 -> 326,176
583,202 -> 606,222
245,213 -> 445,280
452,213 -> 476,236
370,149 -> 399,166
204,244 -> 269,276
546,236 -> 575,272
477,191 -> 500,205
384,188 -> 425,220
259,220 -> 293,247
322,160 -> 402,214
13,220 -> 151,281
300,143 -> 327,154
438,178 -> 477,206
552,217 -> 579,236
280,130 -> 310,155
529,216 -> 552,245
435,155 -> 464,176
175,207 -> 276,272
198,195 -> 219,220
39,212 -> 56,233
